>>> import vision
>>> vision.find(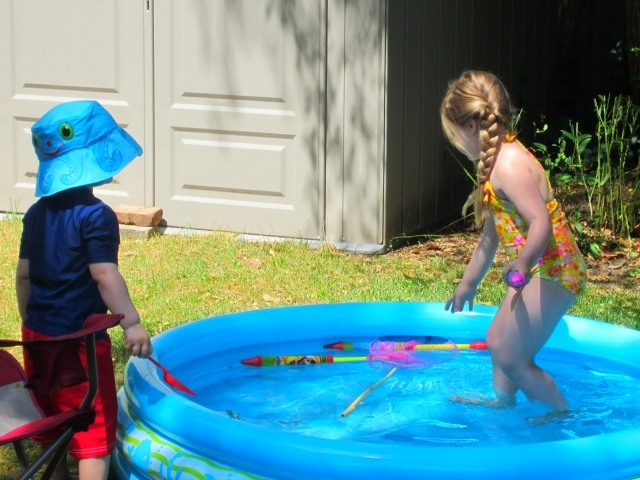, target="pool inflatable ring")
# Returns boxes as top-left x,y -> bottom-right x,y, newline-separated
113,302 -> 640,480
